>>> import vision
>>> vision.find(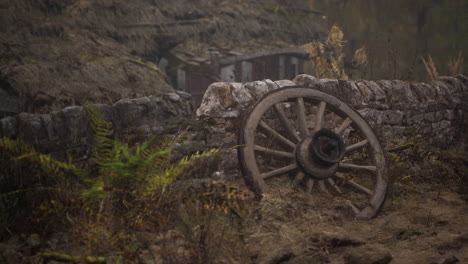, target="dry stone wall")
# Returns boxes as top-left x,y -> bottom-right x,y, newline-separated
0,91 -> 193,160
196,75 -> 467,176
0,74 -> 466,175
